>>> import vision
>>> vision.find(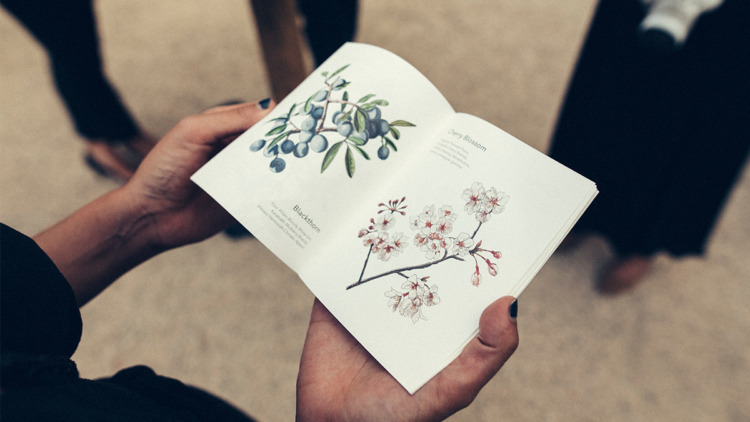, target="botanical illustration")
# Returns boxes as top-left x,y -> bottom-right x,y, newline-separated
249,65 -> 416,178
348,182 -> 510,323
